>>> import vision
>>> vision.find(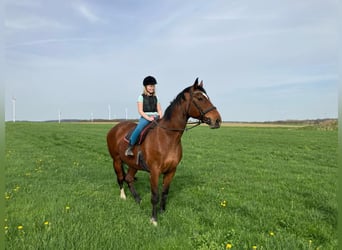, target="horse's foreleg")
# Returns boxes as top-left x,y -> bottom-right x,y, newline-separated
125,168 -> 141,203
113,158 -> 126,200
150,172 -> 160,226
160,171 -> 176,212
